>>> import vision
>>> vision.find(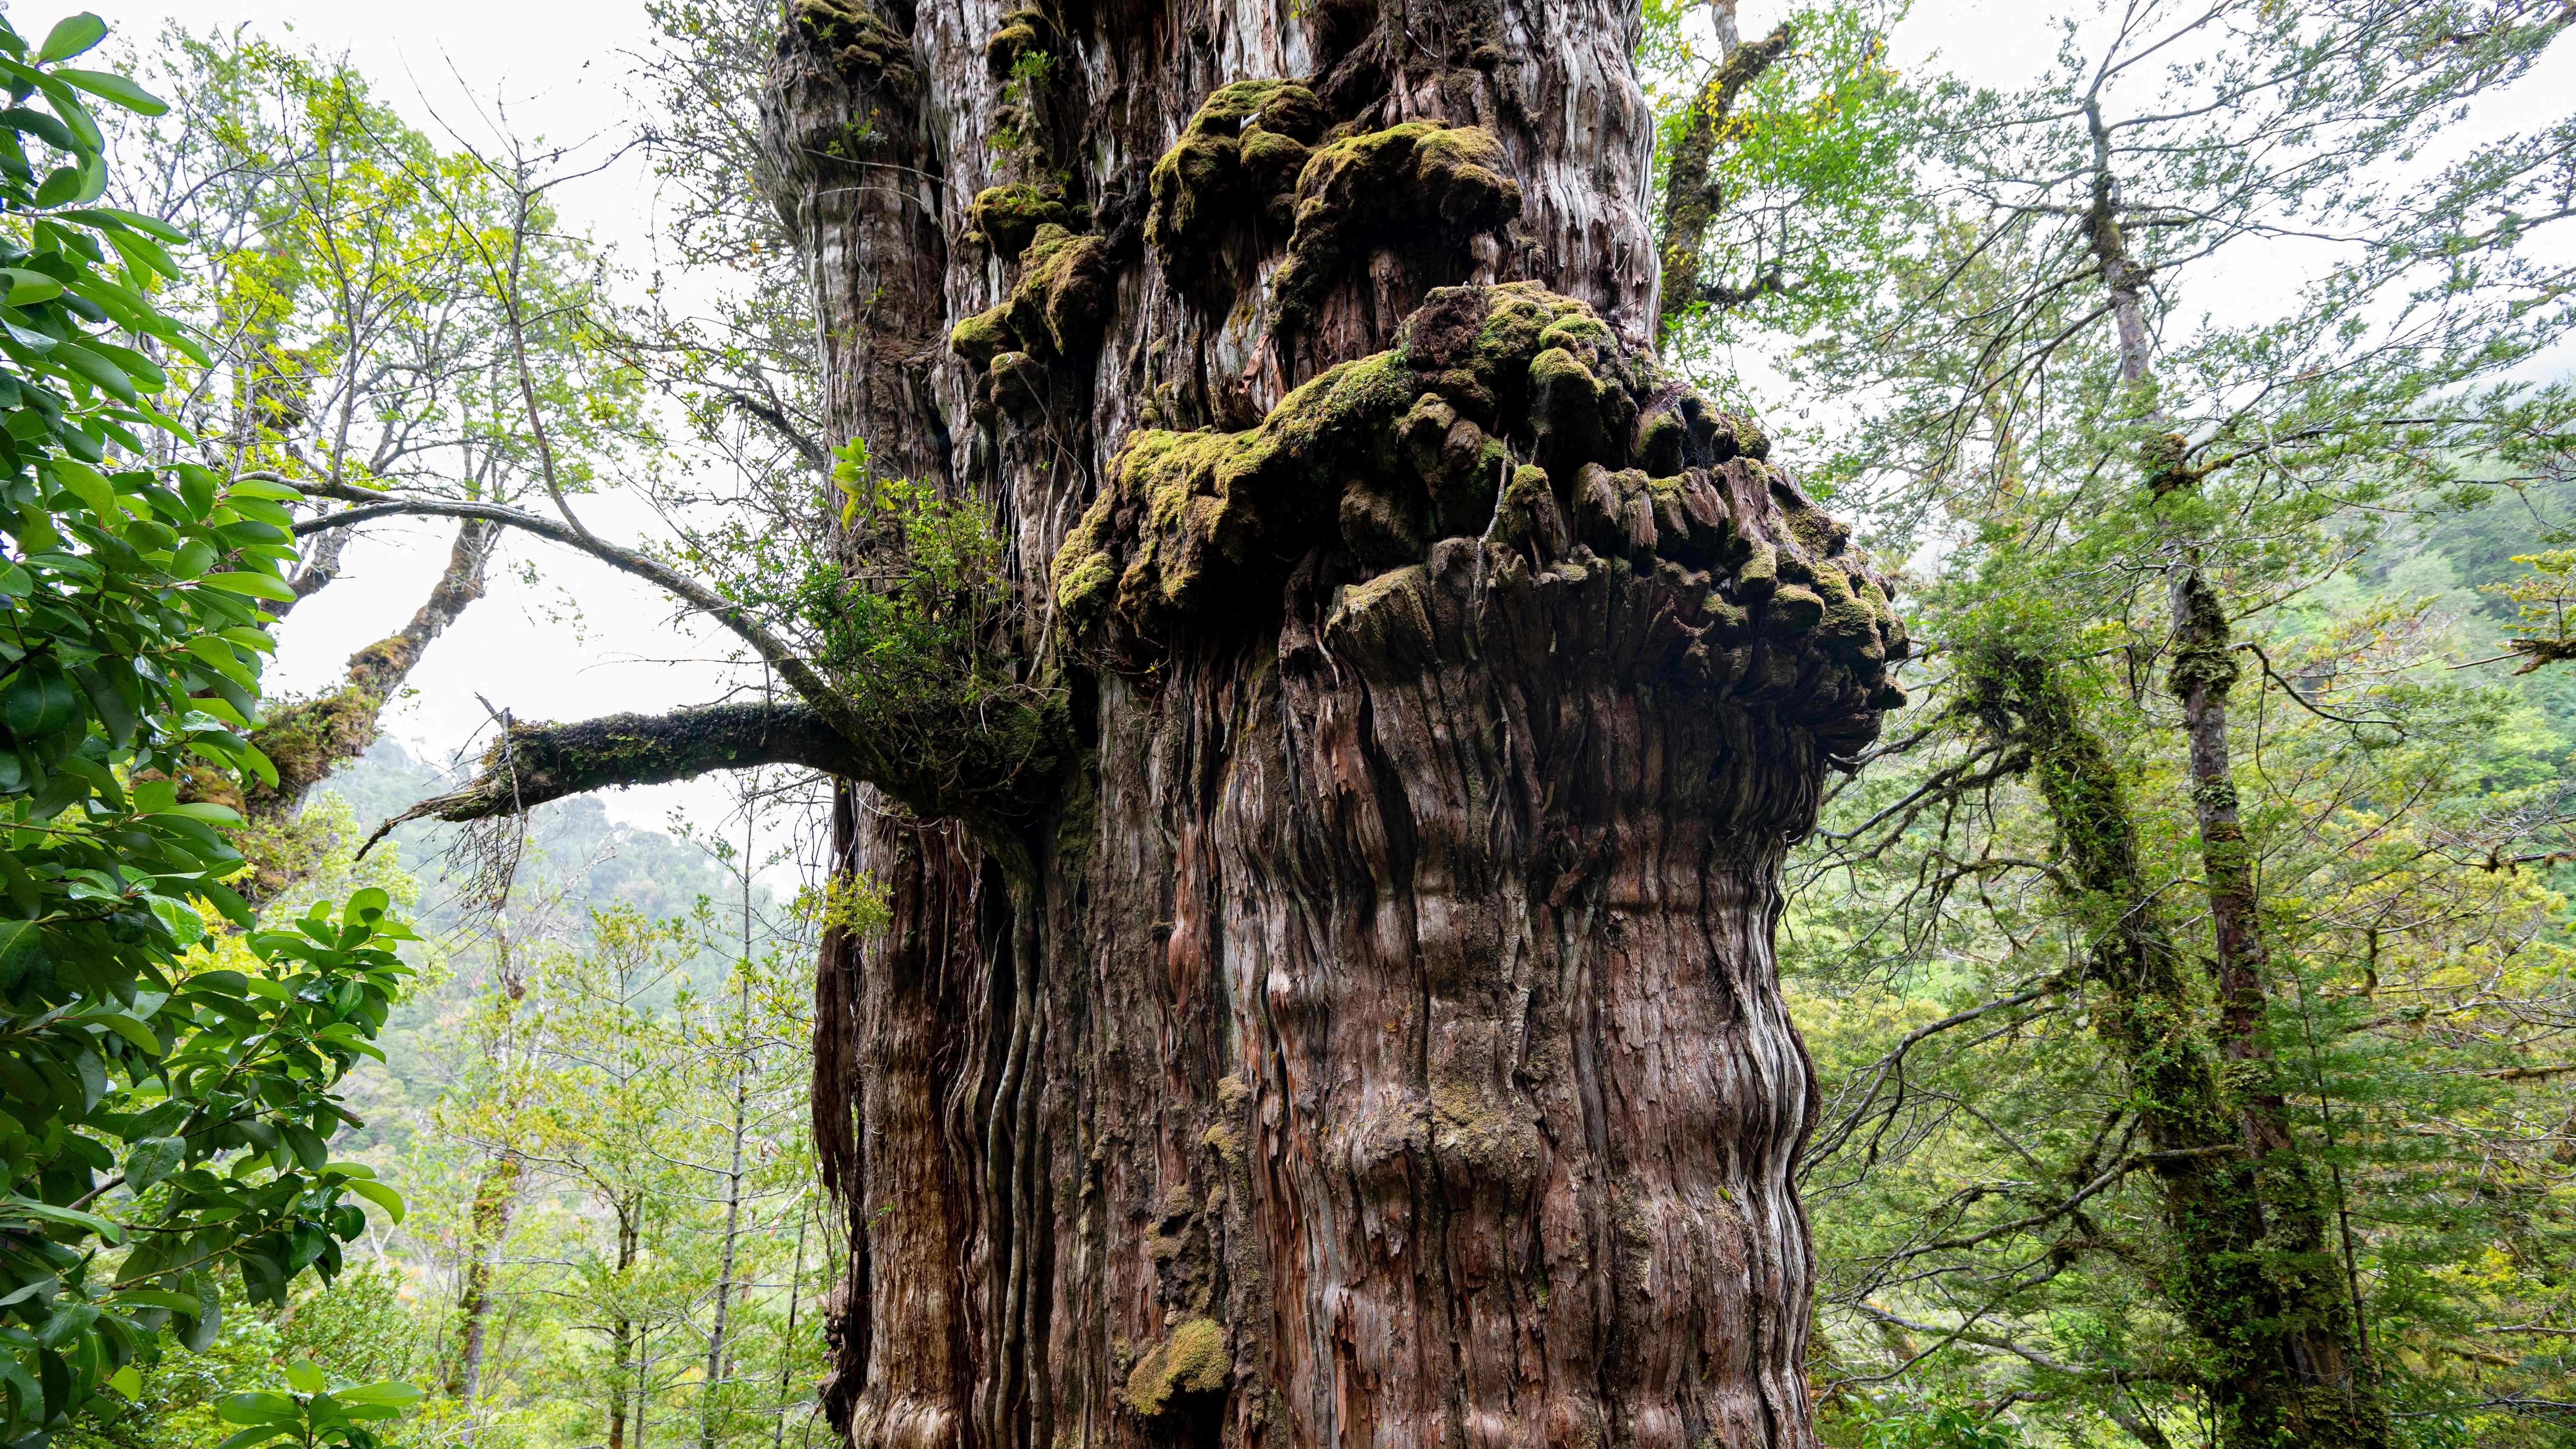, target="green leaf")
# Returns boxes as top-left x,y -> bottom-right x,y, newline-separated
51,340 -> 135,402
333,1380 -> 423,1408
217,1391 -> 298,1426
0,269 -> 60,305
92,1012 -> 161,1057
49,67 -> 163,116
283,1360 -> 325,1395
0,919 -> 41,994
34,14 -> 108,64
122,1135 -> 181,1192
0,1194 -> 120,1242
56,206 -> 186,243
34,164 -> 81,207
343,1178 -> 405,1225
225,477 -> 305,503
196,571 -> 296,602
48,457 -> 114,520
166,801 -> 245,825
110,1288 -> 197,1316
